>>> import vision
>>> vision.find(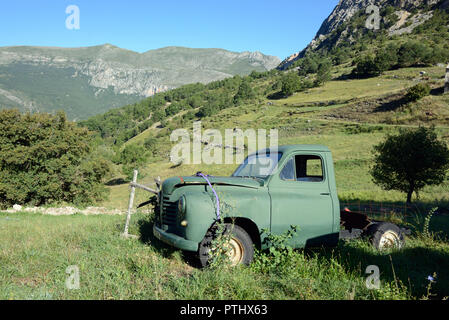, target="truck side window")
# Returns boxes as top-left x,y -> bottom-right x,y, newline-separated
280,157 -> 296,181
296,155 -> 324,182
